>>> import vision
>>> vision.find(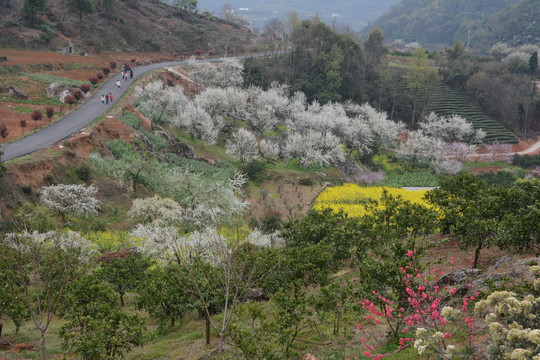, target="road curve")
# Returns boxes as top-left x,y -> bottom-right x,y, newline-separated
1,53 -> 276,162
